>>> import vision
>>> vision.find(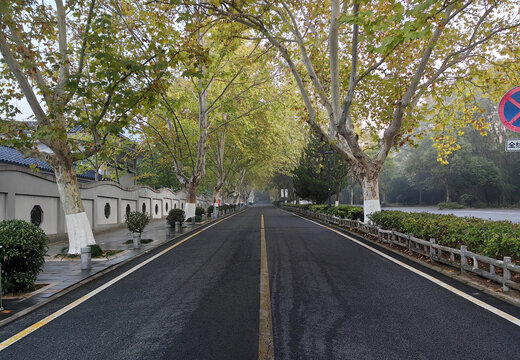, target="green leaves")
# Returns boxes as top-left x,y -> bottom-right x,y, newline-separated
370,211 -> 520,261
0,220 -> 48,294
